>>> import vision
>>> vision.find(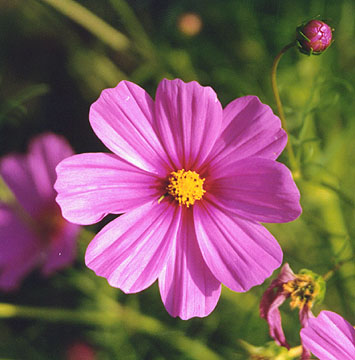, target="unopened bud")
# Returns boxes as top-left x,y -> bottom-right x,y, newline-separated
297,19 -> 333,55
